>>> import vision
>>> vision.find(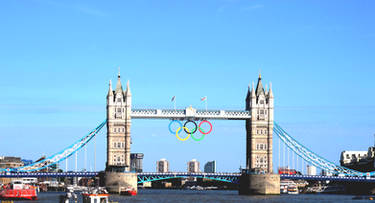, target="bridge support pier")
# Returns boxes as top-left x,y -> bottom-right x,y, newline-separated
104,172 -> 137,194
239,174 -> 280,195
